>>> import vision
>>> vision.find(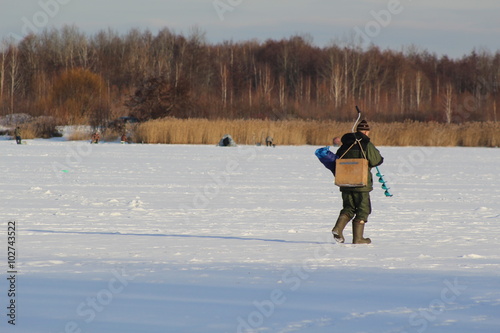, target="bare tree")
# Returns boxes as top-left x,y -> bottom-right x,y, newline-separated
415,71 -> 423,111
443,83 -> 454,123
329,61 -> 343,108
126,75 -> 191,121
261,64 -> 274,105
220,62 -> 229,107
0,40 -> 6,106
396,71 -> 406,115
8,42 -> 20,115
